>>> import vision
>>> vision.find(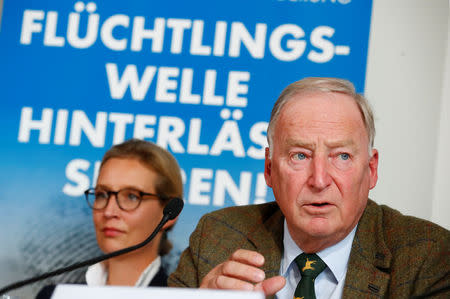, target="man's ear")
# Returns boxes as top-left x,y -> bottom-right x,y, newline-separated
368,149 -> 379,189
264,147 -> 273,187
